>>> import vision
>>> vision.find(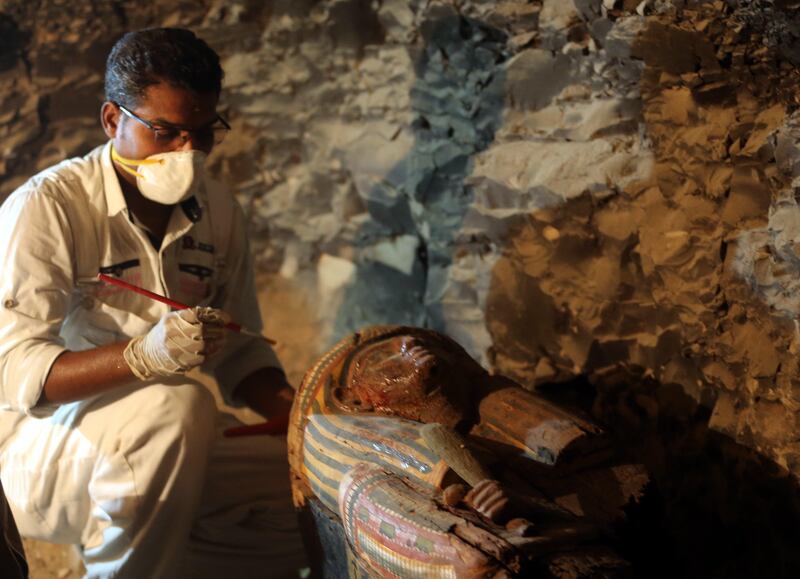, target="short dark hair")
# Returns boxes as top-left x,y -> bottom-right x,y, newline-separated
105,28 -> 223,108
